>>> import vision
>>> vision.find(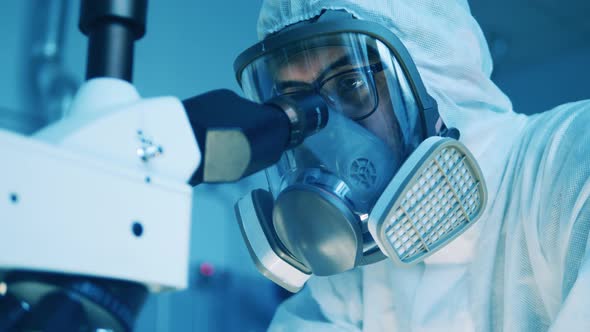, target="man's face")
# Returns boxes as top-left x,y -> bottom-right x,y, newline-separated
273,46 -> 404,154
